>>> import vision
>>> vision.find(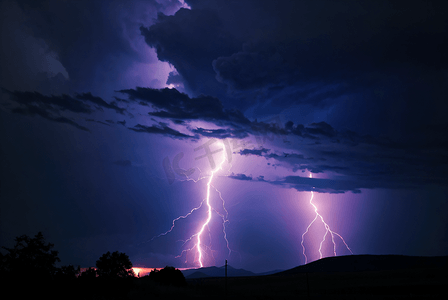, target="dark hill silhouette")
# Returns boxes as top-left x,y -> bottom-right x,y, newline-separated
277,254 -> 448,275
185,255 -> 447,298
182,255 -> 448,279
182,265 -> 256,278
185,271 -> 210,279
256,269 -> 285,276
